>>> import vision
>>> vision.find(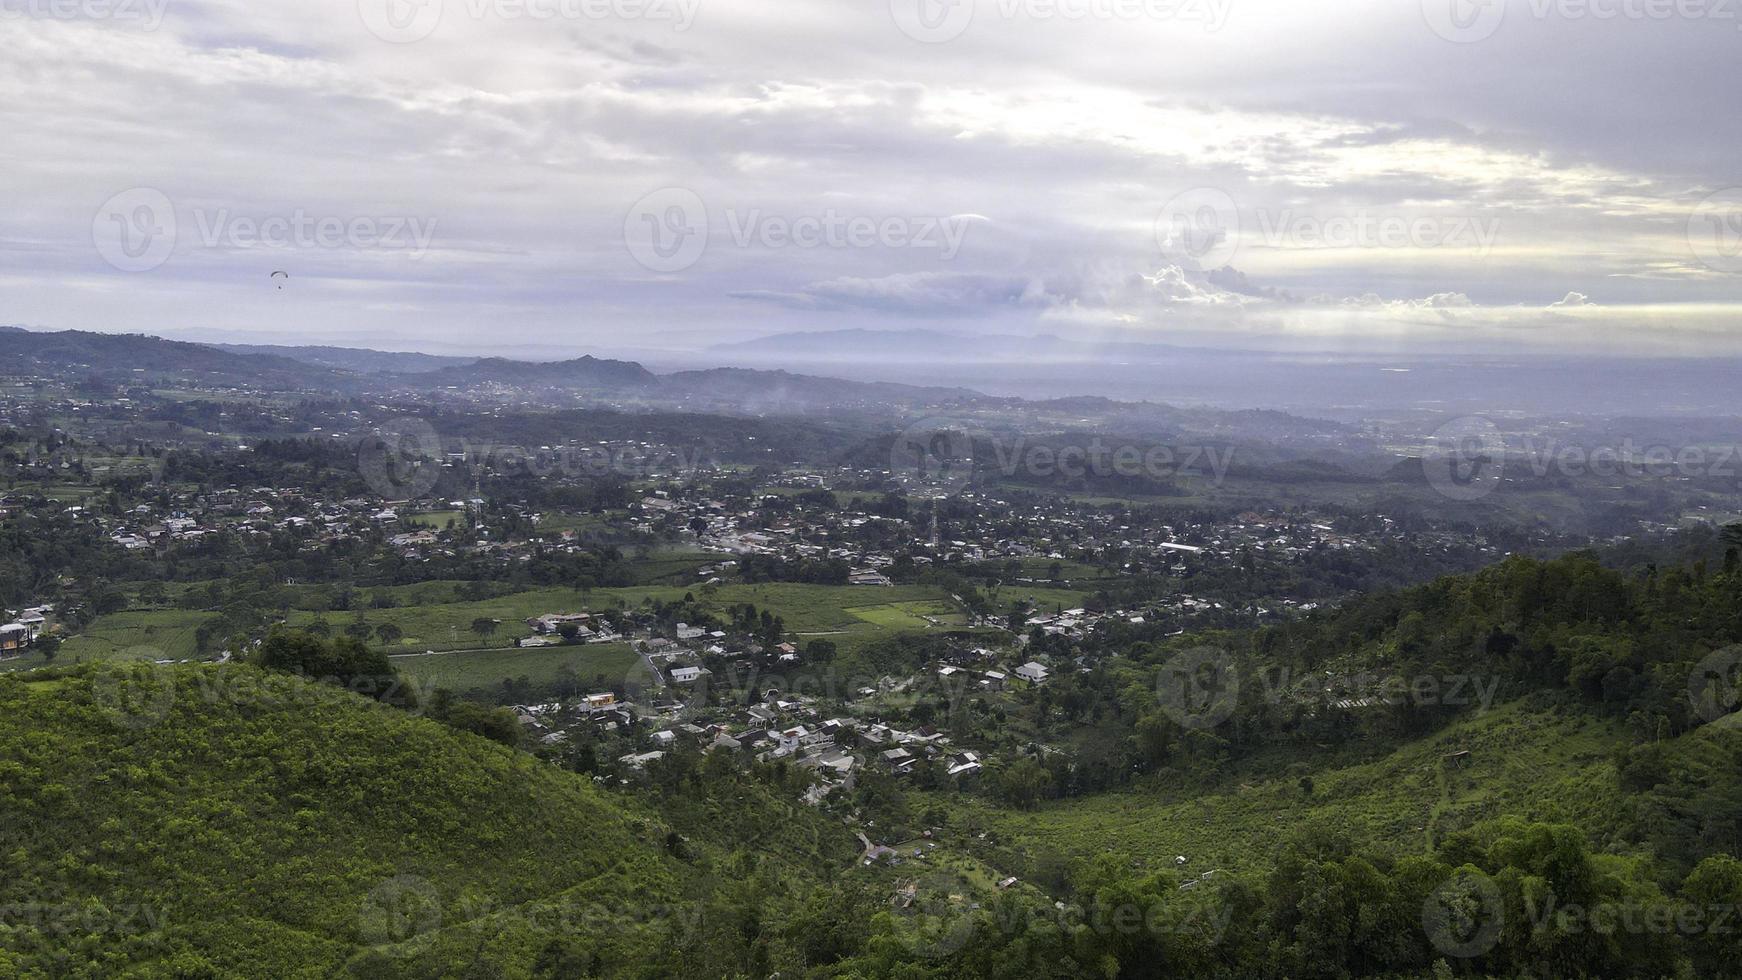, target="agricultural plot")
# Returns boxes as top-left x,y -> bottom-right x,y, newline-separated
846,600 -> 968,630
392,642 -> 640,699
47,610 -> 213,665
